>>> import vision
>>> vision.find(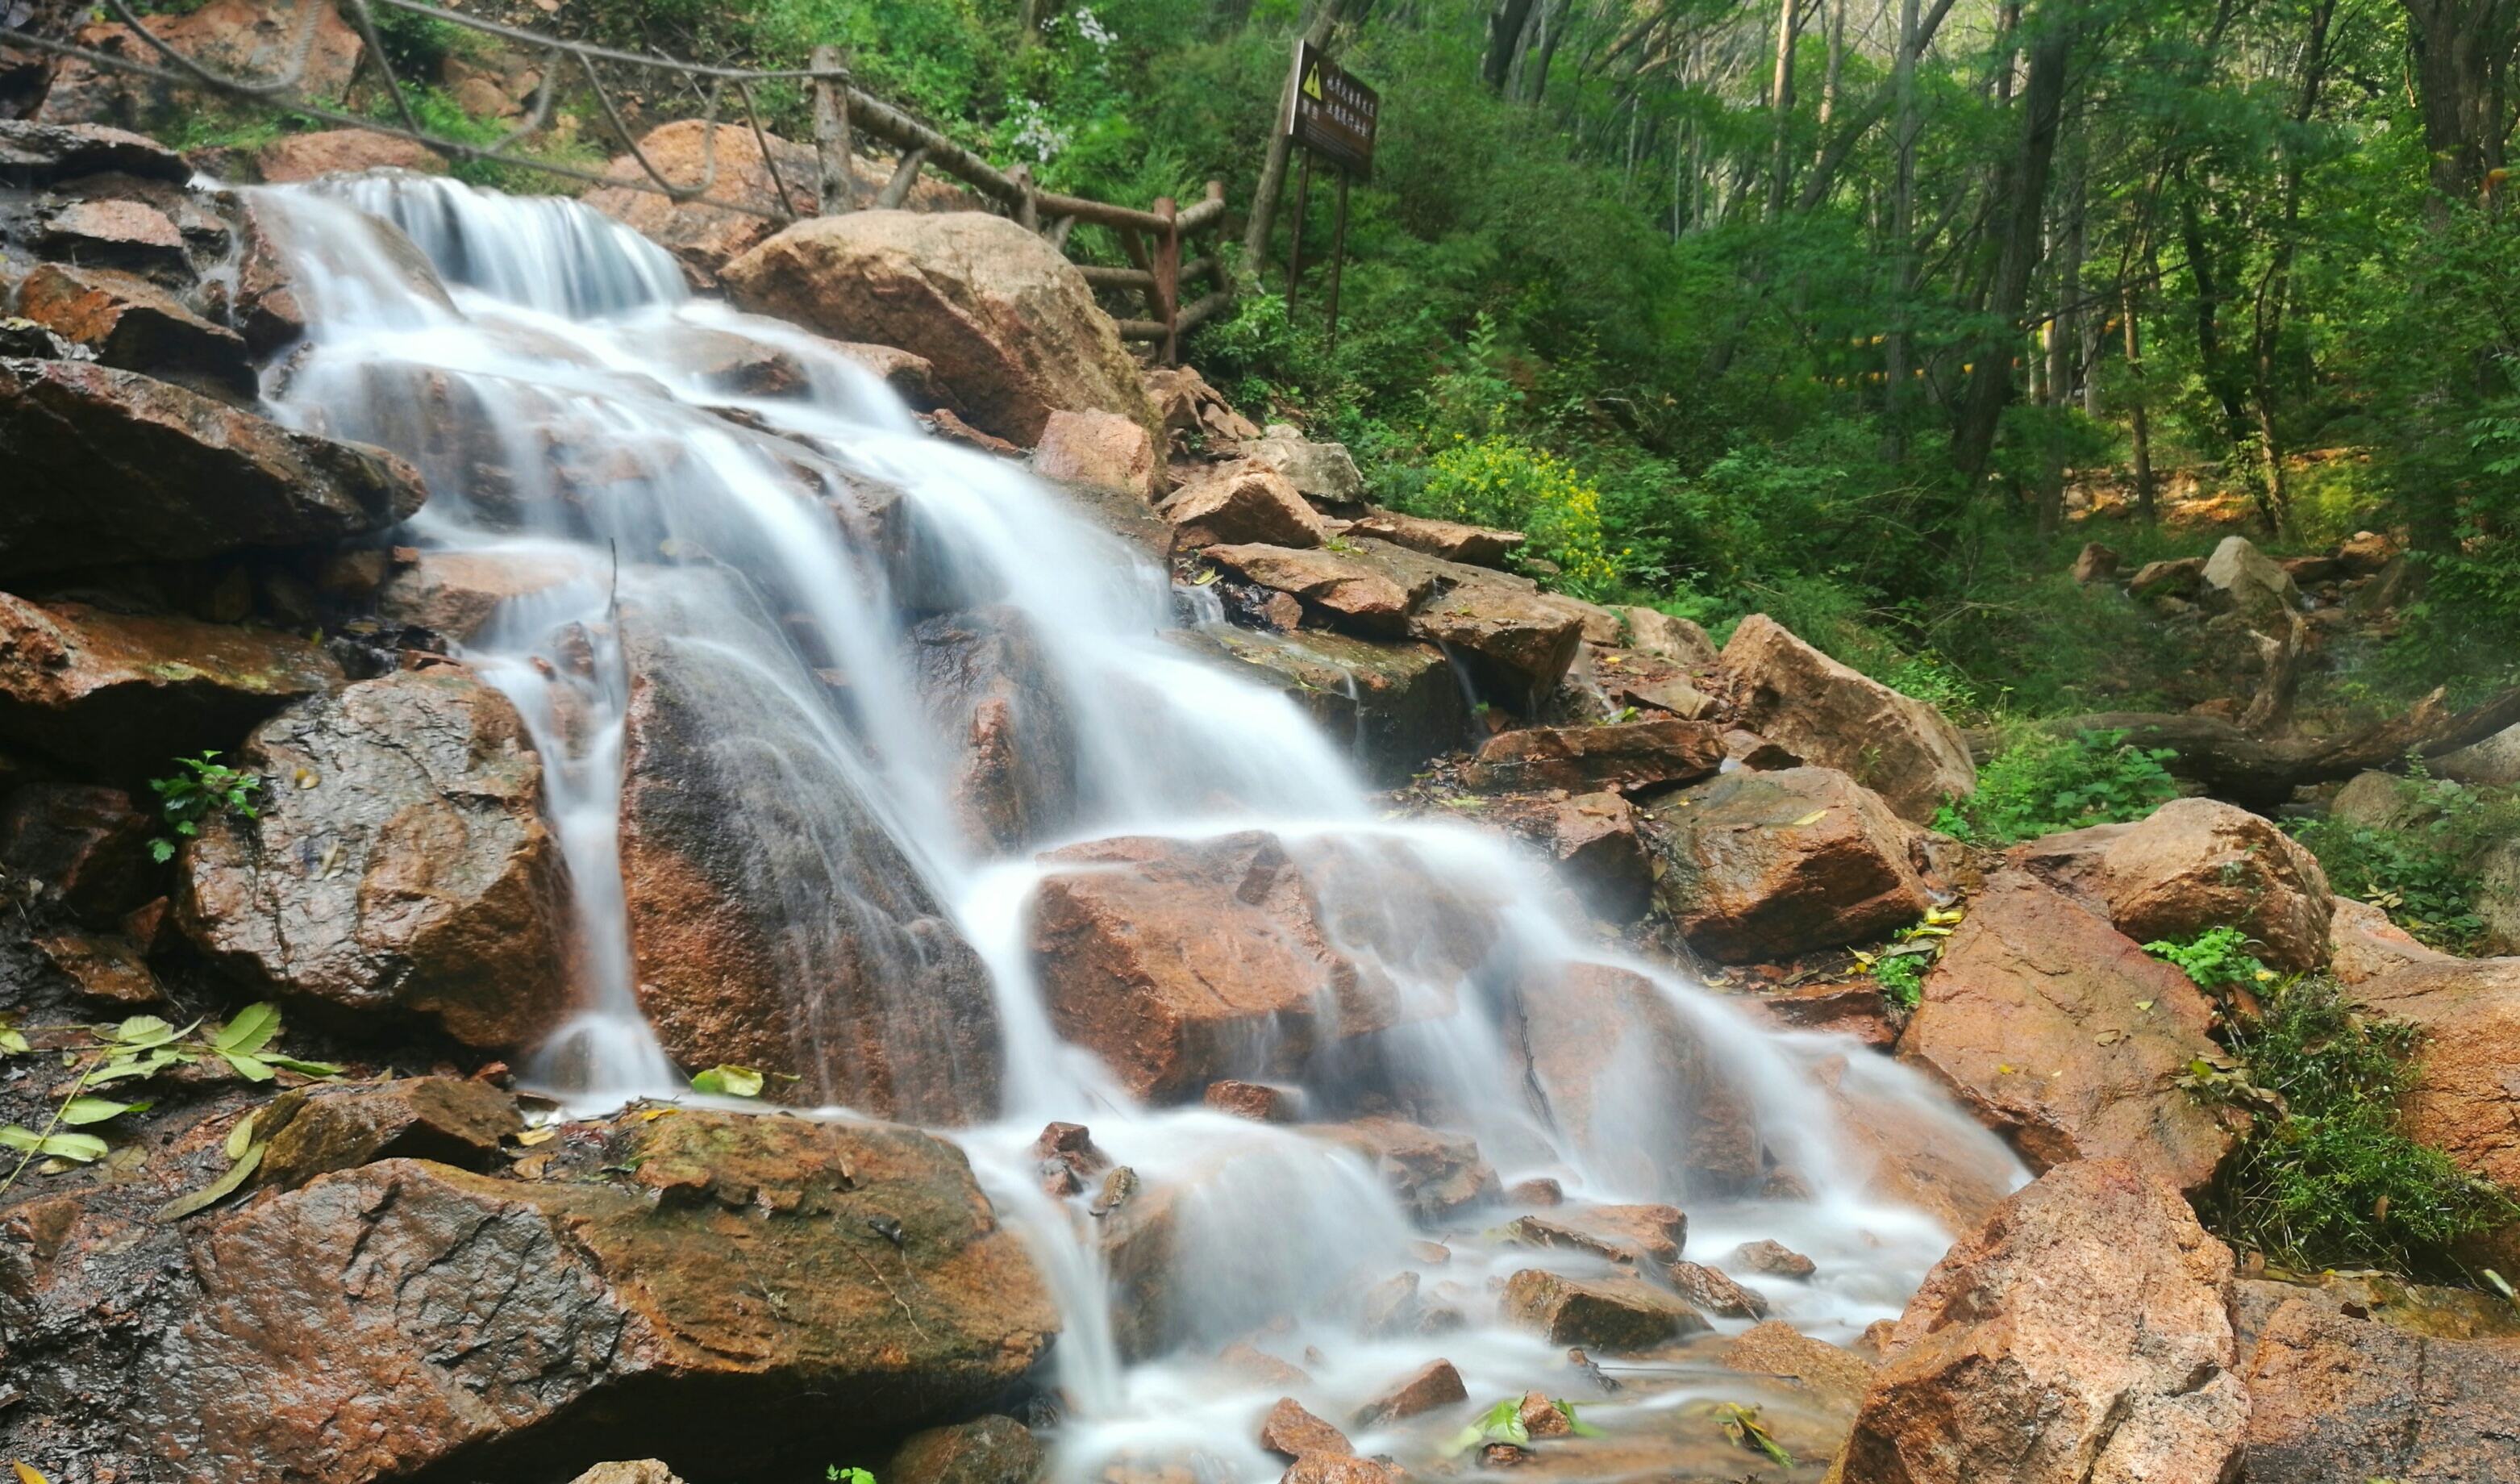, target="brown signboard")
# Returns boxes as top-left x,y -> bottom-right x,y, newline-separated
1281,40 -> 1377,179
